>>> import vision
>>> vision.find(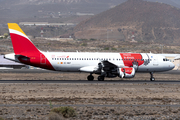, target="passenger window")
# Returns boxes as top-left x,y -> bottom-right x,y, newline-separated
55,58 -> 56,60
60,58 -> 61,60
79,58 -> 81,60
57,58 -> 59,60
52,58 -> 54,60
